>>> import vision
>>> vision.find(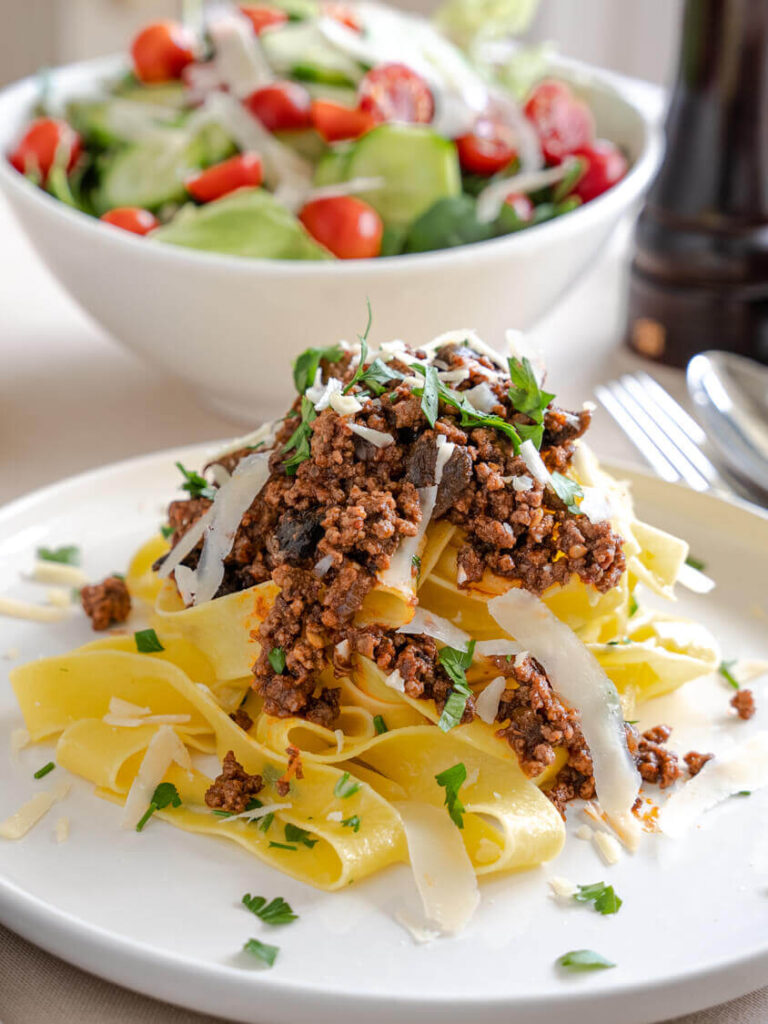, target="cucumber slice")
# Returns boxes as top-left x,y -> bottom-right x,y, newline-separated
95,131 -> 196,212
112,79 -> 188,108
274,128 -> 328,163
151,187 -> 332,260
66,98 -> 185,148
188,122 -> 237,166
312,146 -> 353,187
345,124 -> 461,228
260,22 -> 363,86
